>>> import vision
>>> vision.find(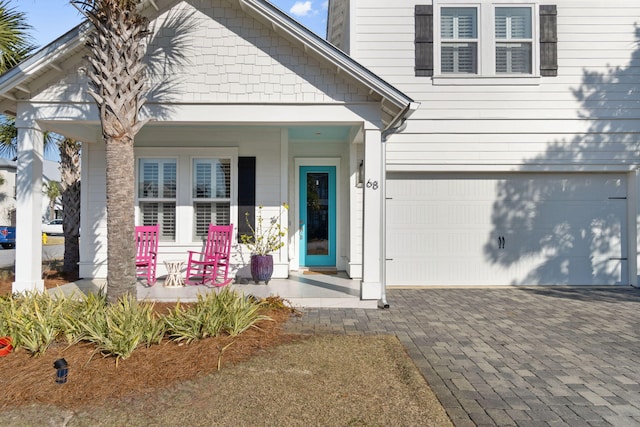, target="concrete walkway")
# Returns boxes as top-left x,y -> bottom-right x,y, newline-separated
284,287 -> 640,426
